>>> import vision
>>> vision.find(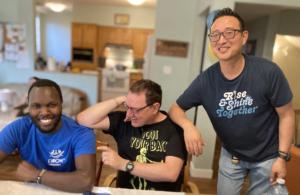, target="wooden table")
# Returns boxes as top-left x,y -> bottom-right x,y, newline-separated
0,180 -> 210,195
